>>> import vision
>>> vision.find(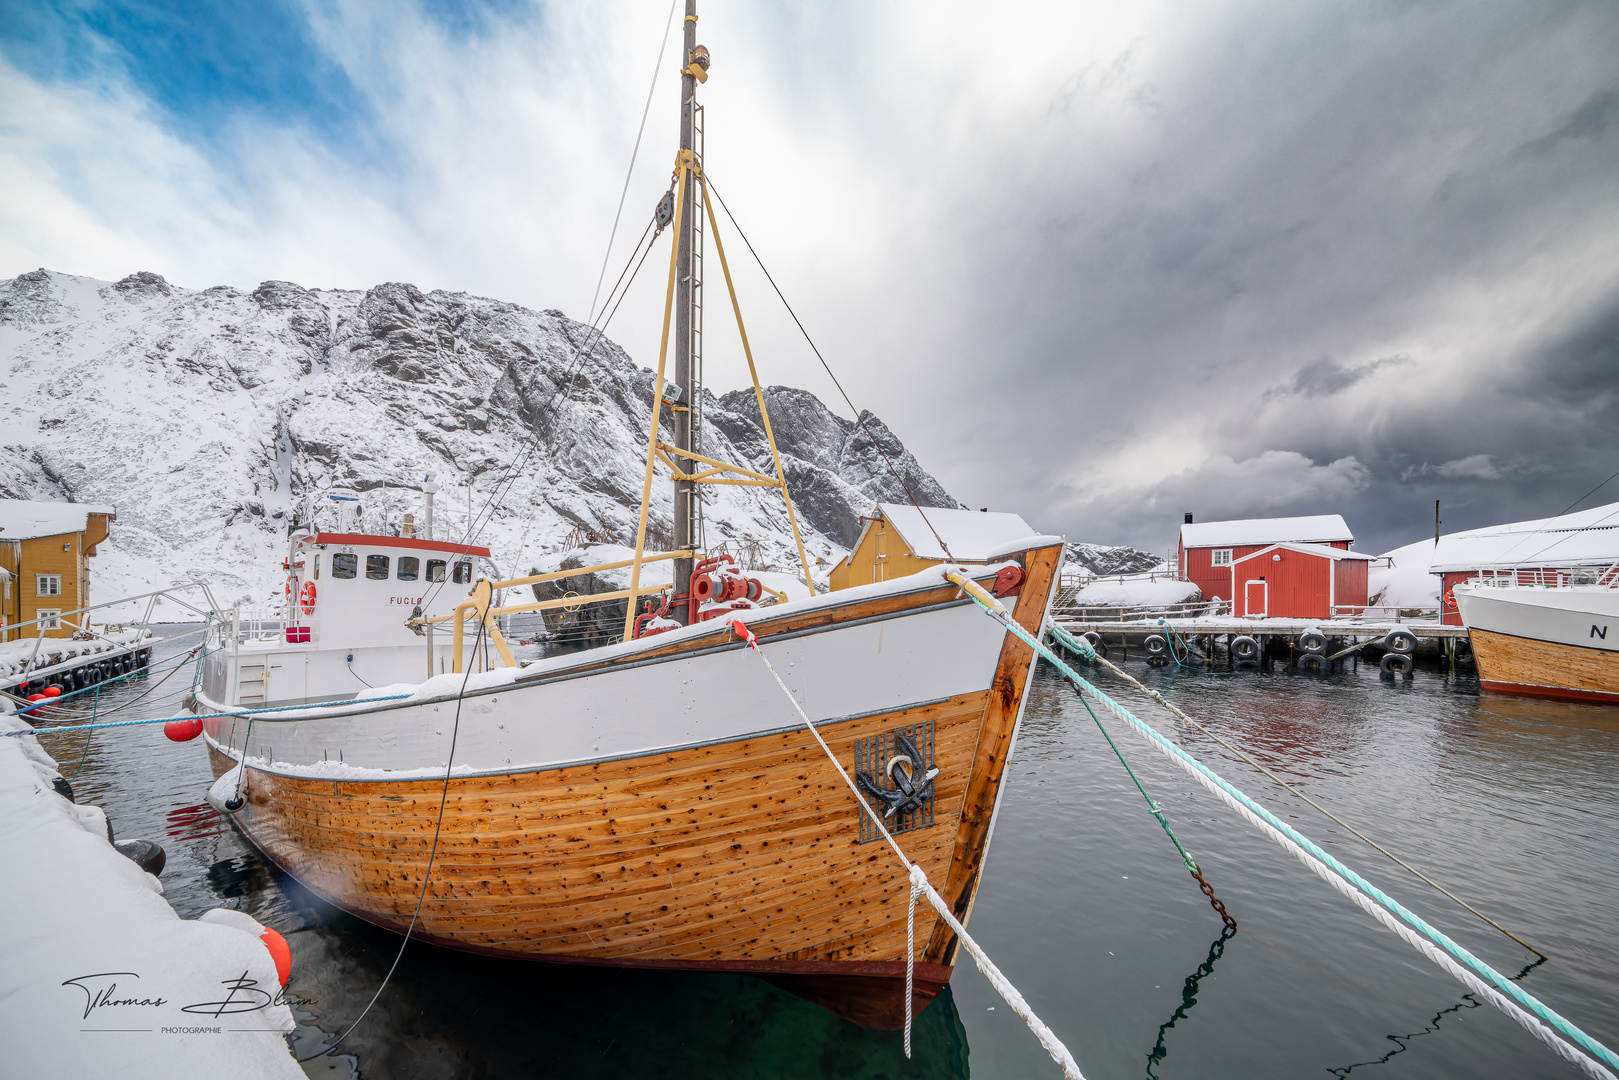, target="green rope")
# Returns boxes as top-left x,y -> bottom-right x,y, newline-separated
1022,613 -> 1618,1073
1073,685 -> 1198,873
